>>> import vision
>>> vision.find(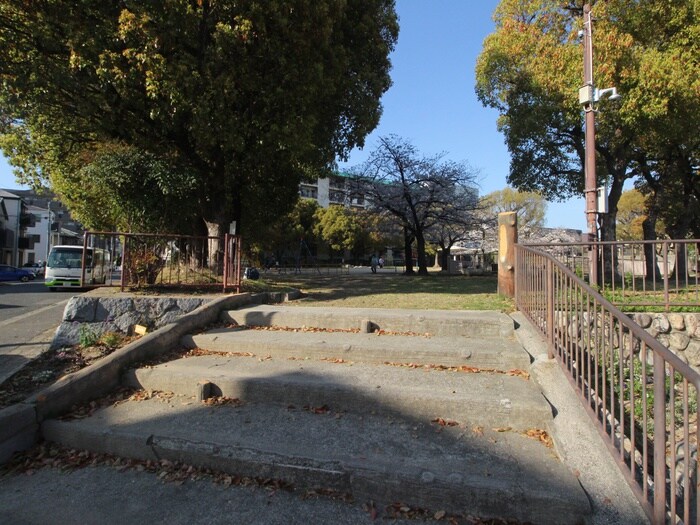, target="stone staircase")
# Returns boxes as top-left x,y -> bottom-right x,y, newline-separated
41,305 -> 590,524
